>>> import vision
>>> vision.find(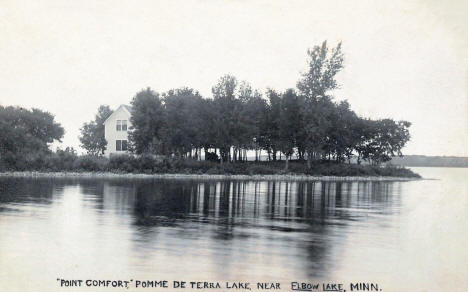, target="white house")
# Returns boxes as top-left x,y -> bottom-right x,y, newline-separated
104,104 -> 132,157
